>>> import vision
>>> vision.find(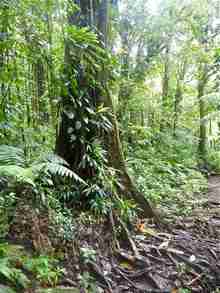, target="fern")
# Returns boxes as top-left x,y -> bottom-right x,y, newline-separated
0,145 -> 86,185
0,145 -> 25,167
0,165 -> 34,185
35,153 -> 70,167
